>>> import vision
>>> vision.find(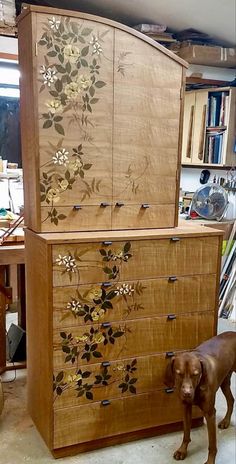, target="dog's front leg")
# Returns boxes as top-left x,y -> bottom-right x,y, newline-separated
174,403 -> 192,460
204,407 -> 217,464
